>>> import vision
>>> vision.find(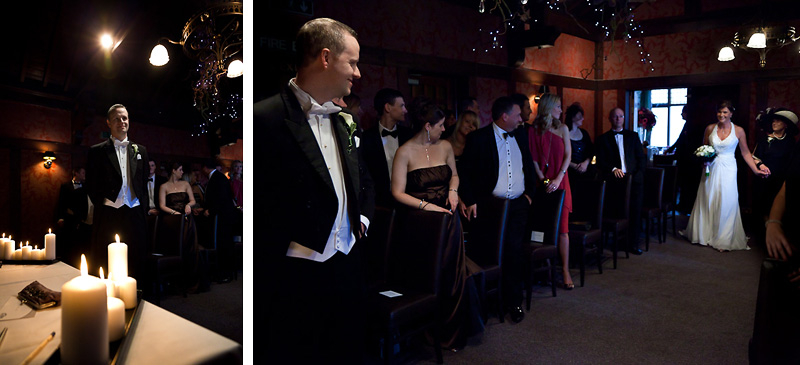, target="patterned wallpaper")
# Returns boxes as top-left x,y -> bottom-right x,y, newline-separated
633,0 -> 683,21
702,0 -> 760,12
19,149 -> 71,241
0,101 -> 71,143
602,90 -> 619,133
476,77 -> 510,127
522,33 -> 596,79
351,63 -> 399,131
